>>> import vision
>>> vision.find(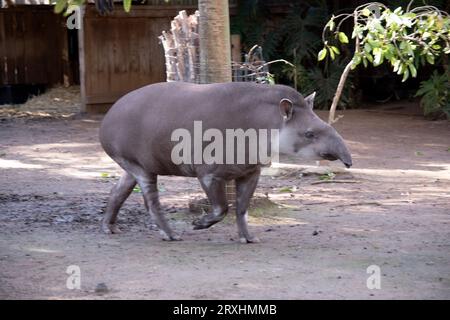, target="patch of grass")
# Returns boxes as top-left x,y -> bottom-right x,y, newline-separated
249,197 -> 282,218
279,186 -> 294,193
415,151 -> 424,156
319,171 -> 336,181
133,186 -> 141,193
